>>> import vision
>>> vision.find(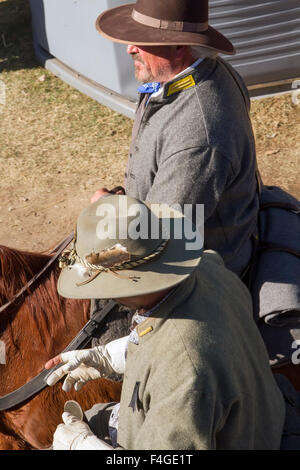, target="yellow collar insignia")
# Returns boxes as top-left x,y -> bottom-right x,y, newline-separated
167,74 -> 196,97
139,326 -> 153,337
